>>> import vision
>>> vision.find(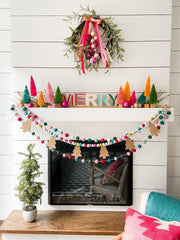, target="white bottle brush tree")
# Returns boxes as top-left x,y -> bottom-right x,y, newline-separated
15,144 -> 44,211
